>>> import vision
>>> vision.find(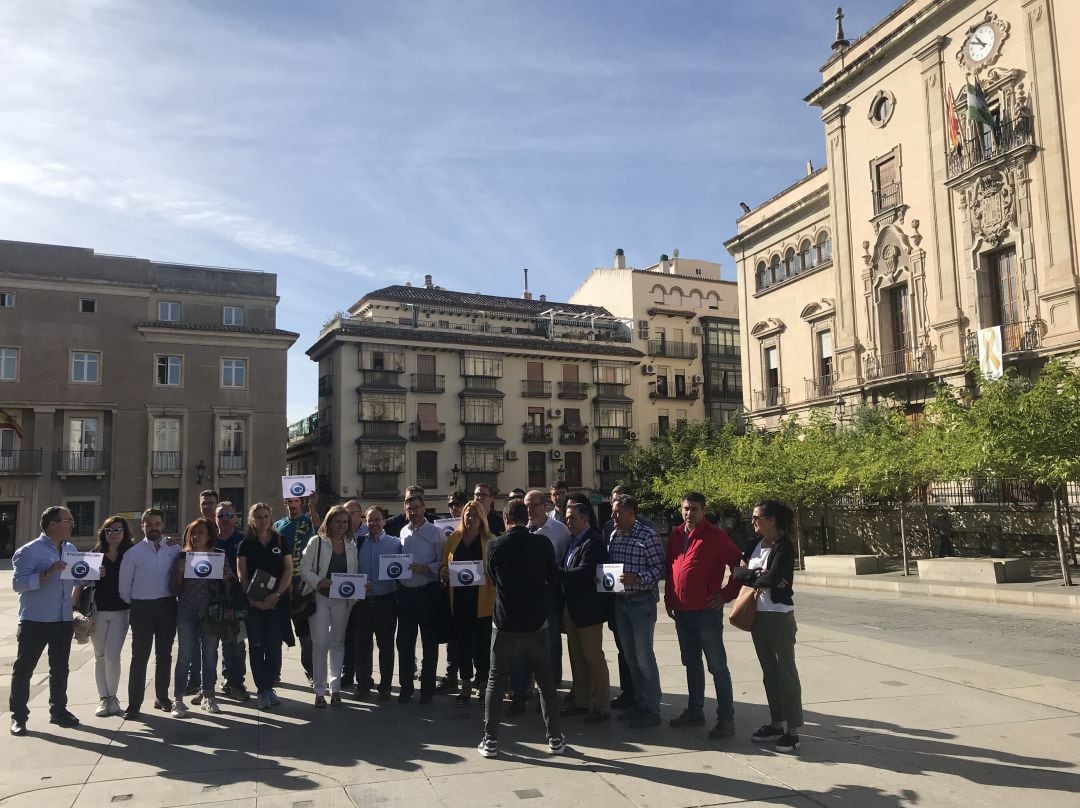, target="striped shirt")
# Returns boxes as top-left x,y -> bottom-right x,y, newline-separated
607,520 -> 665,594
